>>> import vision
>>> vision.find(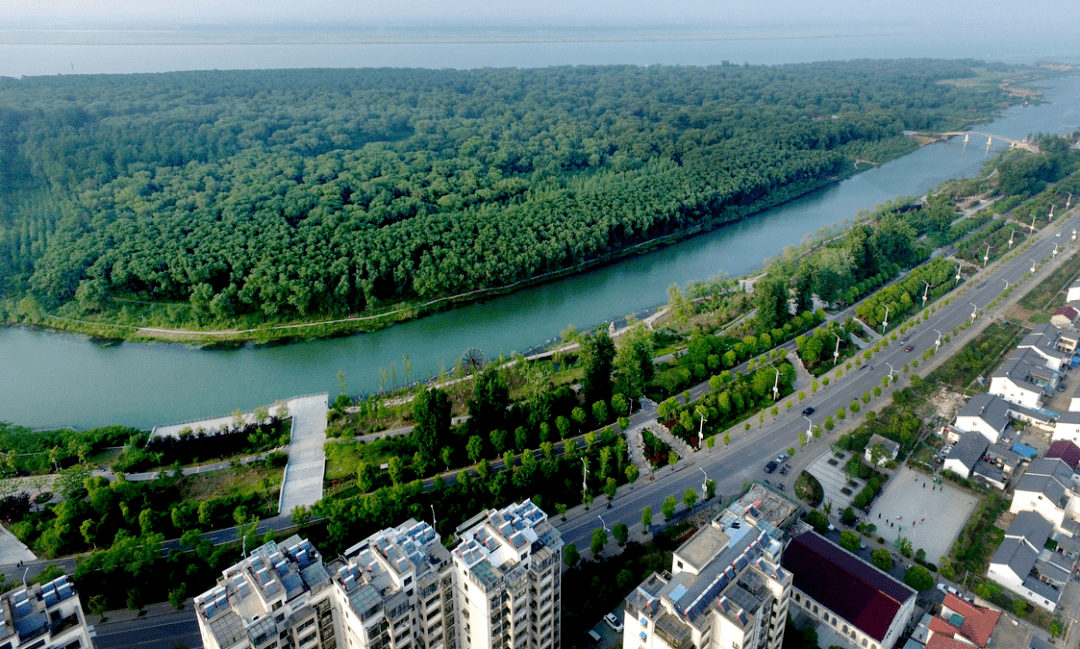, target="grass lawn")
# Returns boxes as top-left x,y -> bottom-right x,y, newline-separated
182,463 -> 283,503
